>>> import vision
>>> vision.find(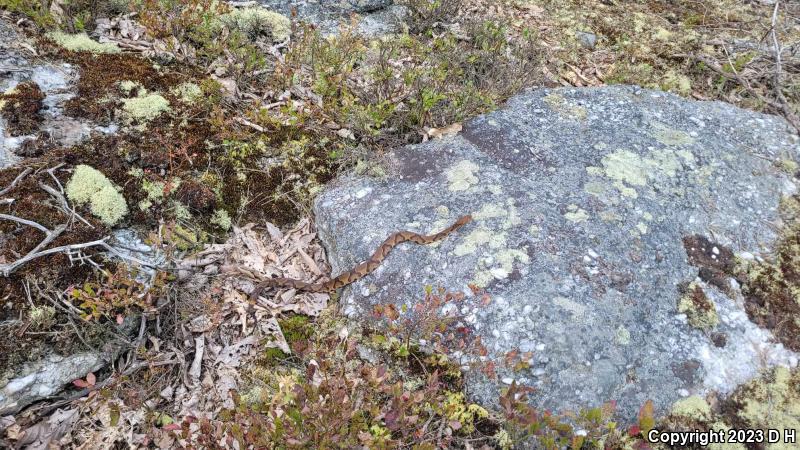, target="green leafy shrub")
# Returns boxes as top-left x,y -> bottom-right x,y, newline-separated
70,265 -> 170,321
